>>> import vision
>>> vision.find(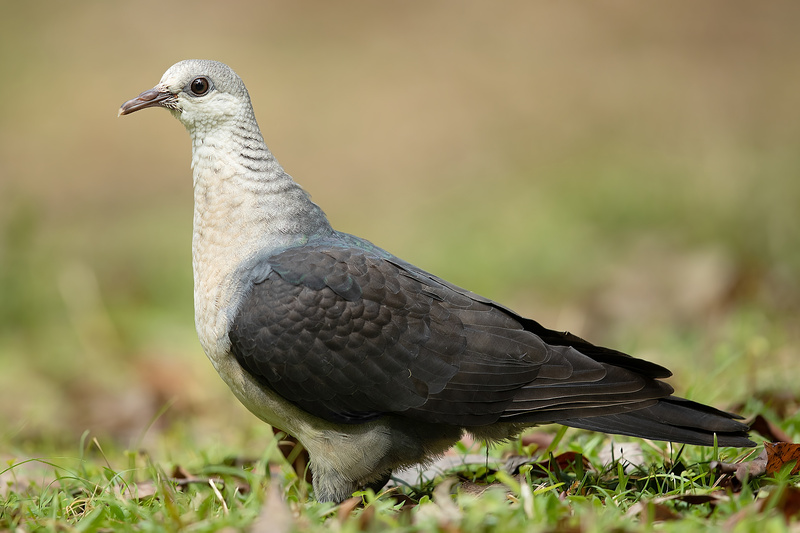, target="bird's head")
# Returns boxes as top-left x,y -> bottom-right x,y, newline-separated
119,59 -> 254,138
